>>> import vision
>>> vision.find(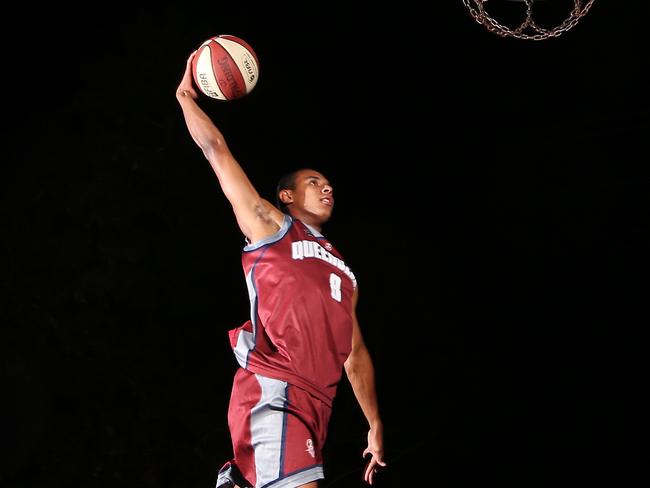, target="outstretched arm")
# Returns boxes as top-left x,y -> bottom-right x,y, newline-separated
175,52 -> 283,243
344,287 -> 386,485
